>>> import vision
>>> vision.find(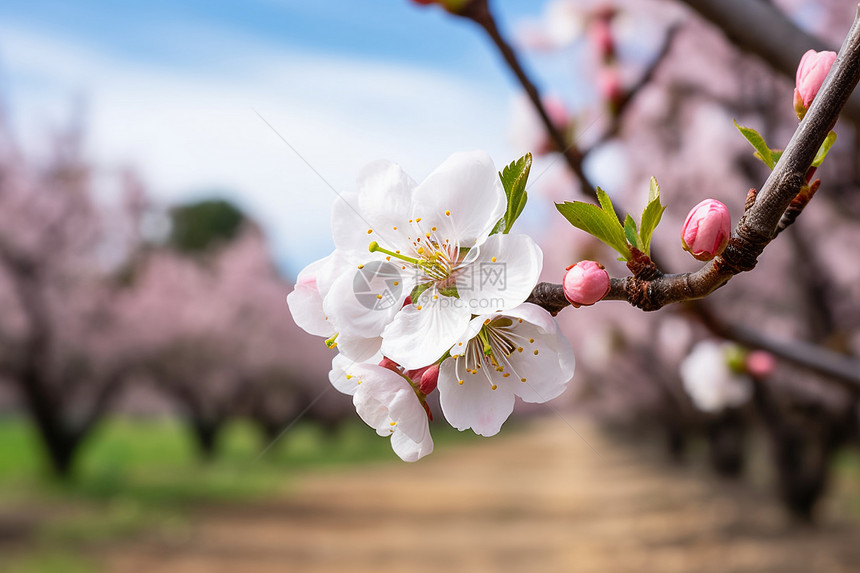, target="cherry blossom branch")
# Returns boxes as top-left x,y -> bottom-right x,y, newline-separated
526,6 -> 860,391
677,0 -> 860,124
582,23 -> 682,158
460,0 -> 598,198
529,5 -> 860,311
